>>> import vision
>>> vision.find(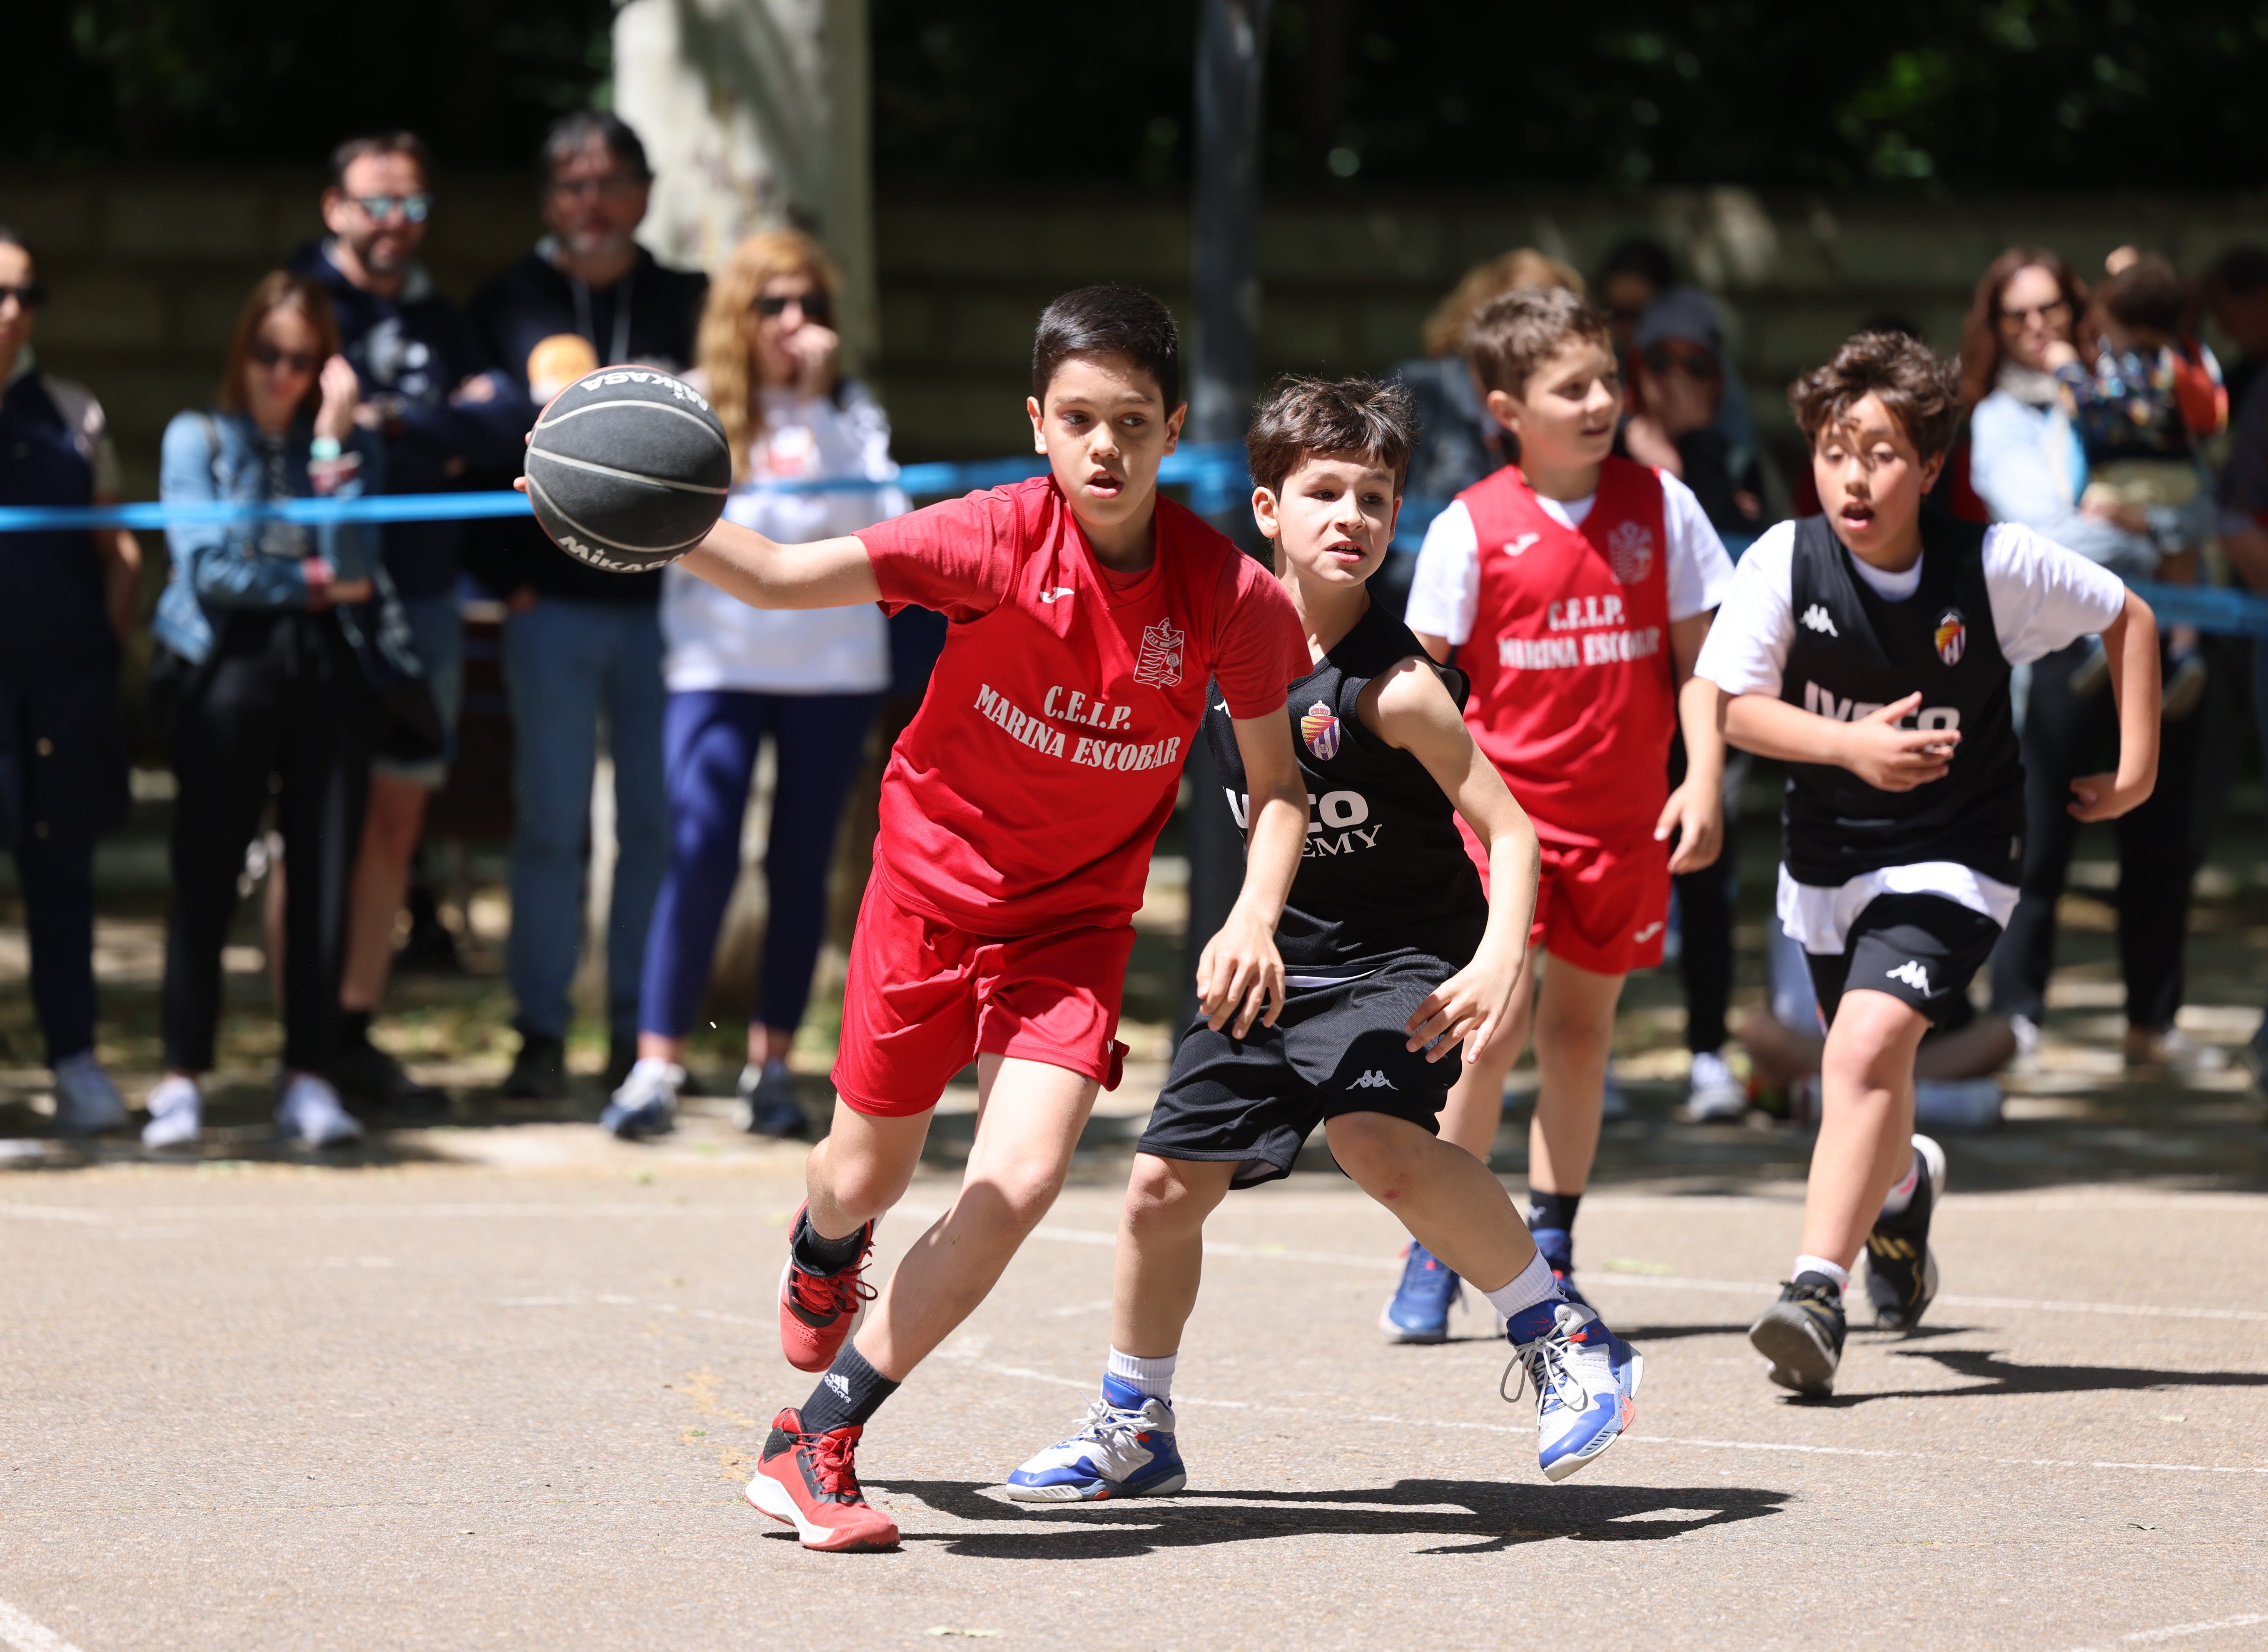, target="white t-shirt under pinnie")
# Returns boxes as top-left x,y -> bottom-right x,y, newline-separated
1695,518 -> 2128,953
